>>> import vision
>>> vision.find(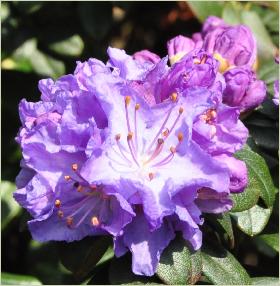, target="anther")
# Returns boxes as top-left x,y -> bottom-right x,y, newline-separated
200,55 -> 207,64
209,109 -> 217,119
135,103 -> 140,110
57,210 -> 64,218
55,199 -> 61,208
77,185 -> 84,192
170,92 -> 178,102
179,107 -> 184,114
66,216 -> 73,227
115,134 -> 121,141
162,128 -> 169,137
193,58 -> 201,64
157,138 -> 164,145
177,132 -> 184,142
64,175 -> 71,181
125,96 -> 131,106
170,146 -> 176,154
127,132 -> 133,140
148,172 -> 154,181
91,216 -> 100,226
72,163 -> 78,171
